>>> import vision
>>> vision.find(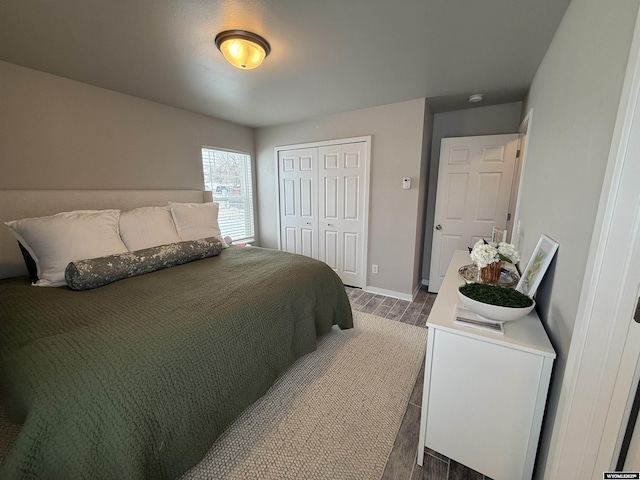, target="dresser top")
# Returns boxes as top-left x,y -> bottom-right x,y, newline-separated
426,250 -> 556,358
